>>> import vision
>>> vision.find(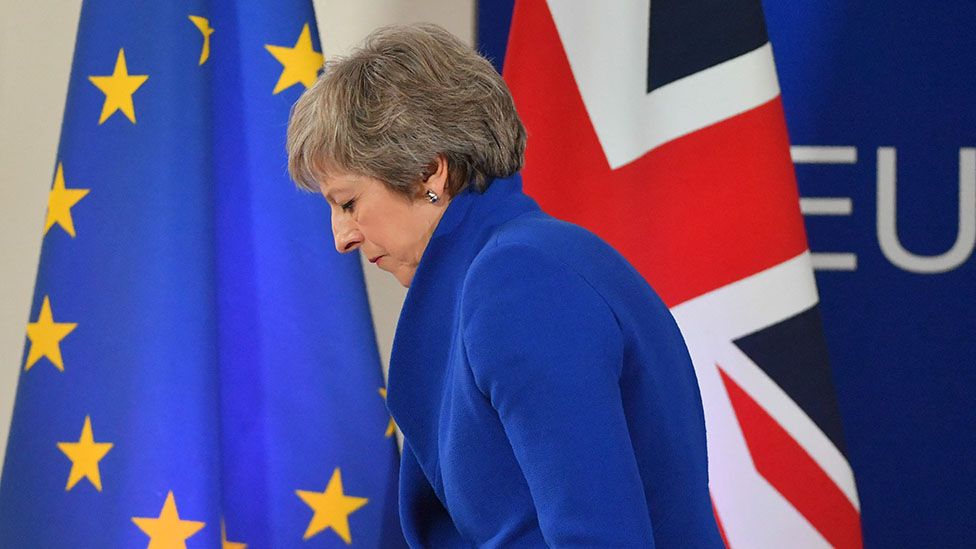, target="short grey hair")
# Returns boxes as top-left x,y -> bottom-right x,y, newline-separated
287,23 -> 526,197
